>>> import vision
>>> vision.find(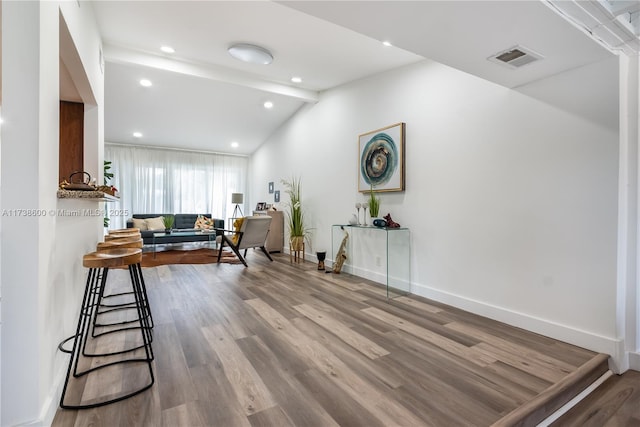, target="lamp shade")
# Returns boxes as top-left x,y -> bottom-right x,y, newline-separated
231,193 -> 243,204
